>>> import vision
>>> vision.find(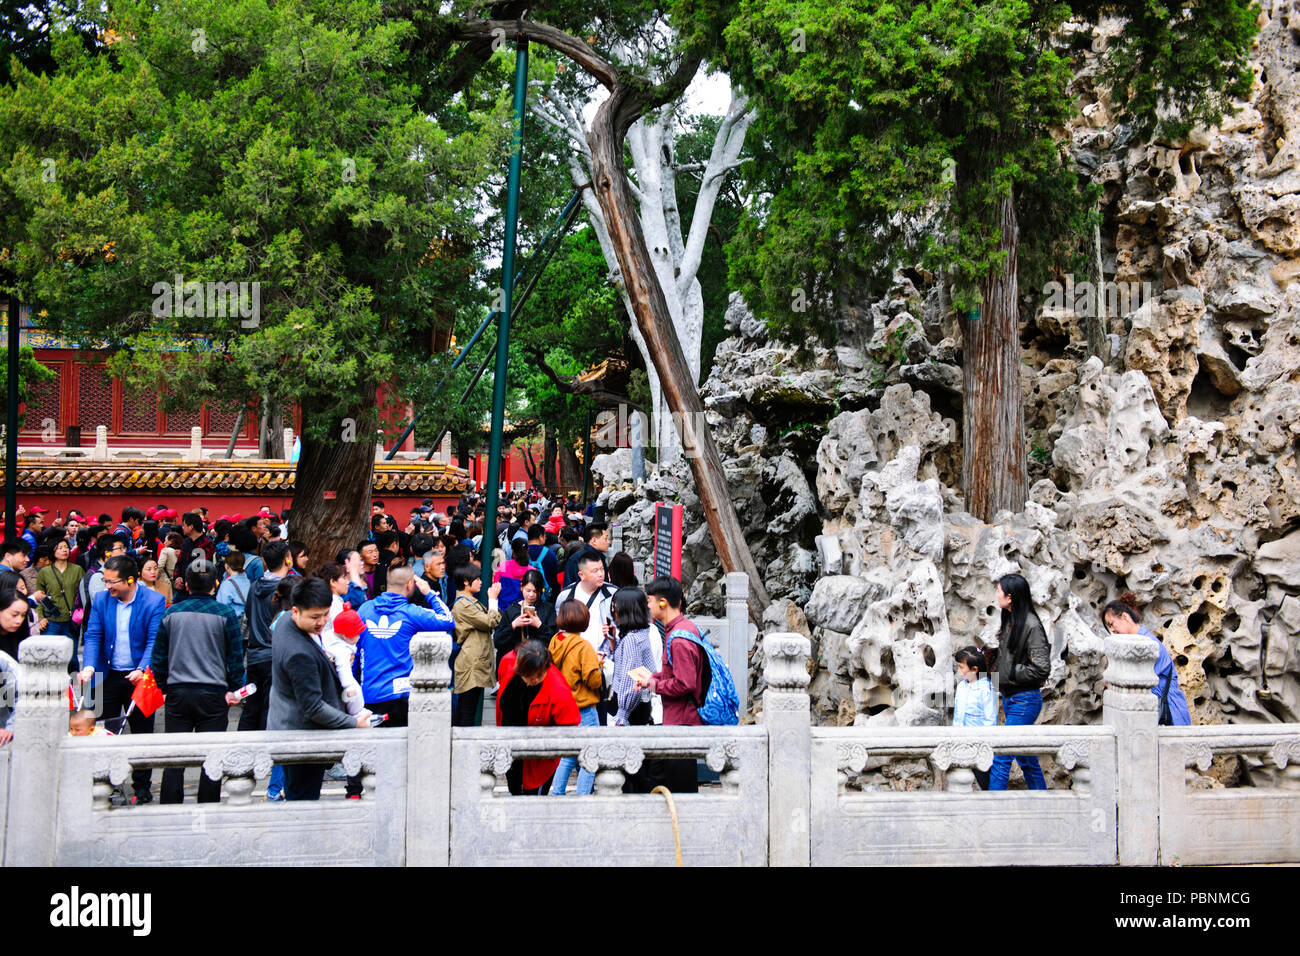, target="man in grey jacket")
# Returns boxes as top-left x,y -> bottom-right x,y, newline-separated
269,577 -> 370,800
151,560 -> 244,804
237,540 -> 291,733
